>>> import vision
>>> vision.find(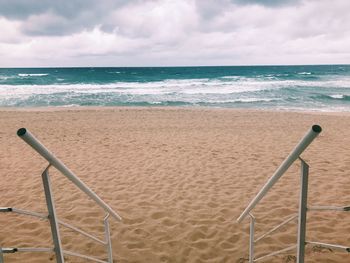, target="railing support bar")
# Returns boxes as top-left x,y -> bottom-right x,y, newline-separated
297,159 -> 309,263
255,213 -> 298,243
58,220 -> 106,245
306,241 -> 350,253
63,250 -> 108,263
249,213 -> 255,263
42,166 -> 65,263
104,214 -> 113,263
308,205 -> 350,212
254,245 -> 297,262
0,248 -> 4,263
